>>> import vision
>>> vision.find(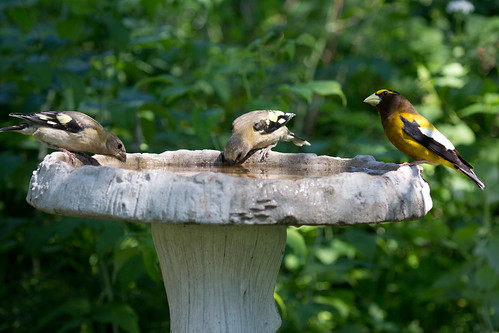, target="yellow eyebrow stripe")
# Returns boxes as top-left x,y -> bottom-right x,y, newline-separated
376,89 -> 397,95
